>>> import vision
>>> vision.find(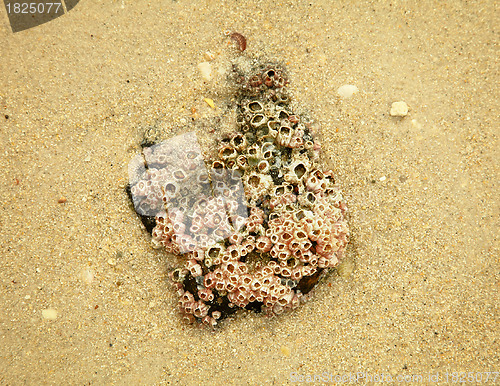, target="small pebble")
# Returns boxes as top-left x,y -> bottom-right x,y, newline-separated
81,268 -> 94,285
204,51 -> 215,61
58,197 -> 67,204
42,308 -> 58,320
337,84 -> 358,98
336,256 -> 355,279
389,290 -> 400,302
198,62 -> 212,81
280,346 -> 291,357
379,176 -> 386,181
204,98 -> 215,109
107,258 -> 117,266
390,101 -> 408,117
